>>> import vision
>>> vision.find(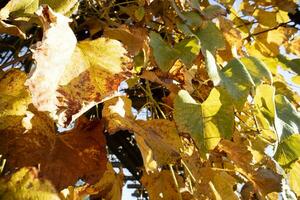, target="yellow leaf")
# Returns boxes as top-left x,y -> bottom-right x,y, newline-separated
0,69 -> 31,130
289,160 -> 300,197
25,5 -> 77,117
141,170 -> 183,200
103,97 -> 183,172
291,76 -> 300,85
254,25 -> 297,56
276,10 -> 290,24
254,9 -> 277,28
285,36 -> 300,56
212,172 -> 239,200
